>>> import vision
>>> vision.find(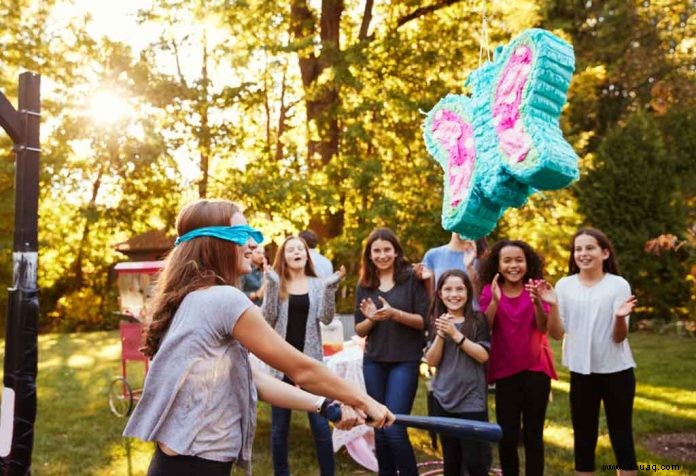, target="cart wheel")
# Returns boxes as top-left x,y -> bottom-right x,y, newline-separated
109,377 -> 133,417
418,460 -> 444,476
